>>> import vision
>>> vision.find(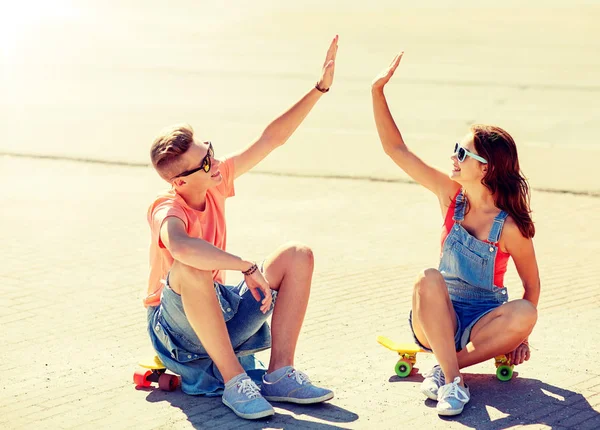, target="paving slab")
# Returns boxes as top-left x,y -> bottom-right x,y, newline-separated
0,156 -> 598,429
